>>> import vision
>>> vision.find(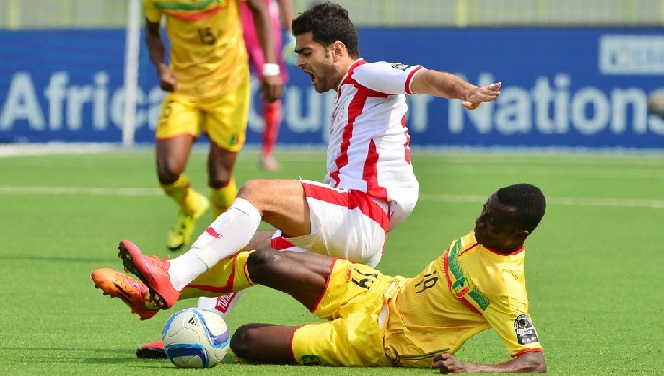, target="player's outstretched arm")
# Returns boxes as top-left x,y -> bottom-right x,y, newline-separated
409,69 -> 500,110
431,351 -> 546,374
